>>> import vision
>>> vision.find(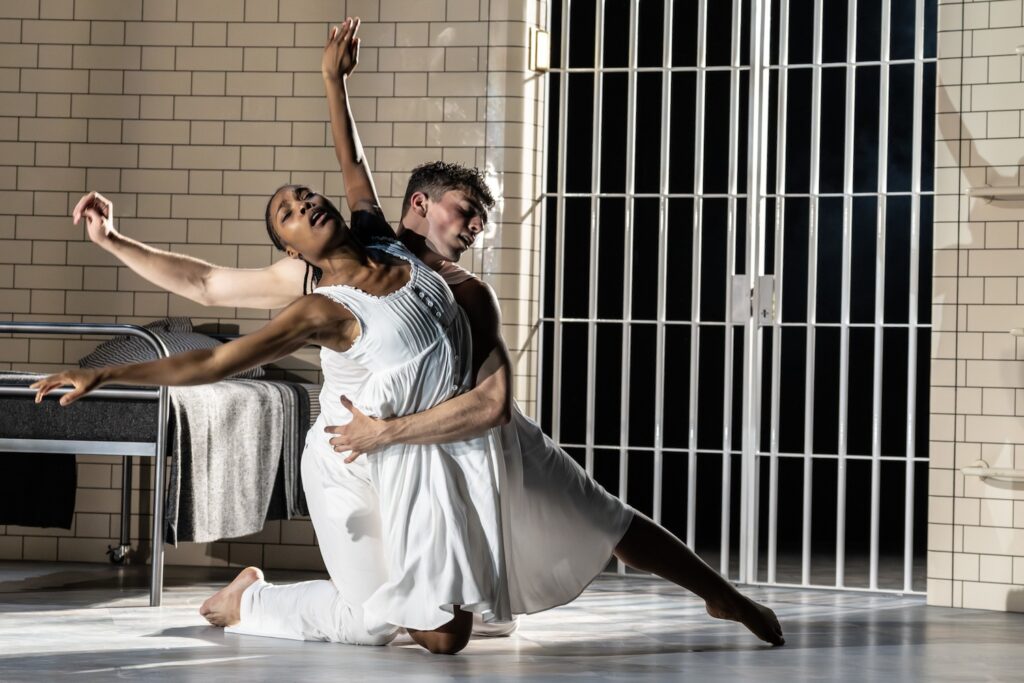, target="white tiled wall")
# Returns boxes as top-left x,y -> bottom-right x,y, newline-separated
930,0 -> 1024,611
0,0 -> 546,569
